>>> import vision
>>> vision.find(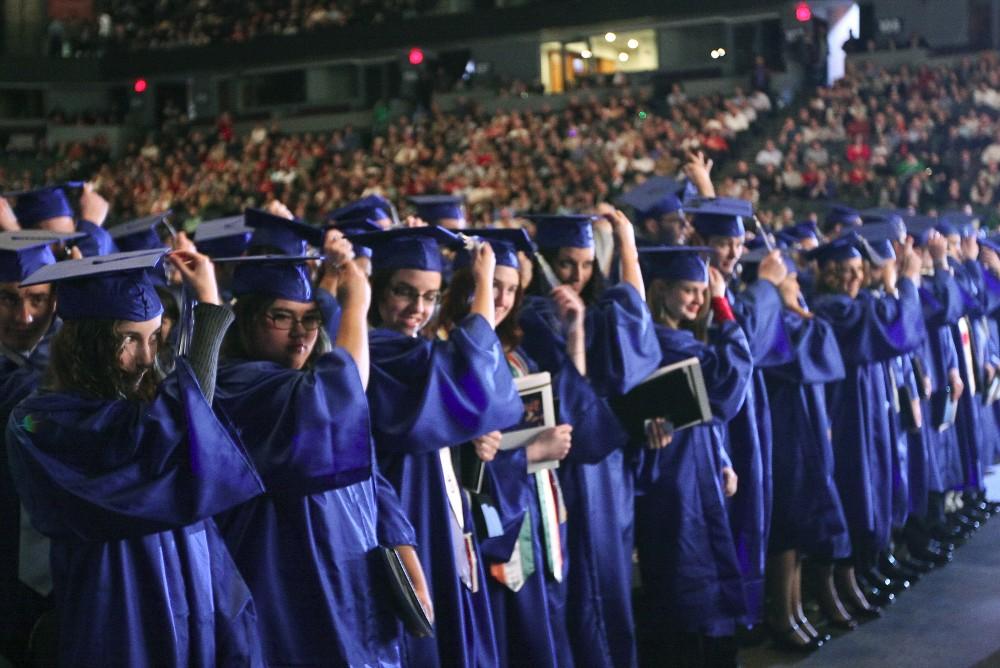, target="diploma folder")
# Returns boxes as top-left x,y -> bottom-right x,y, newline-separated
609,357 -> 712,439
377,546 -> 434,638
